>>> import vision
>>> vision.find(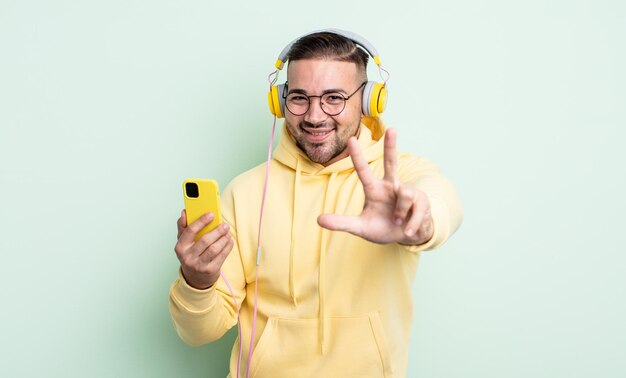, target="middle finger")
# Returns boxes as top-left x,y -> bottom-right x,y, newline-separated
383,128 -> 399,187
